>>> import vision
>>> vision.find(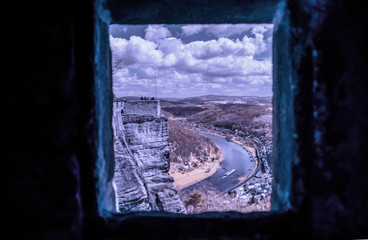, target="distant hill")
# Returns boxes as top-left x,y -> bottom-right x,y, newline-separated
188,104 -> 271,127
160,95 -> 272,128
183,95 -> 271,102
161,95 -> 271,105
